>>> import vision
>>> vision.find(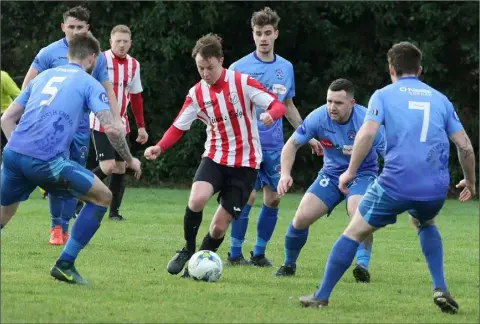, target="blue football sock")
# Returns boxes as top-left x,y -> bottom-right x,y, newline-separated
355,238 -> 373,269
49,194 -> 64,228
229,204 -> 251,259
284,222 -> 309,265
61,198 -> 77,234
418,225 -> 447,291
314,235 -> 359,300
253,204 -> 278,256
59,202 -> 107,263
